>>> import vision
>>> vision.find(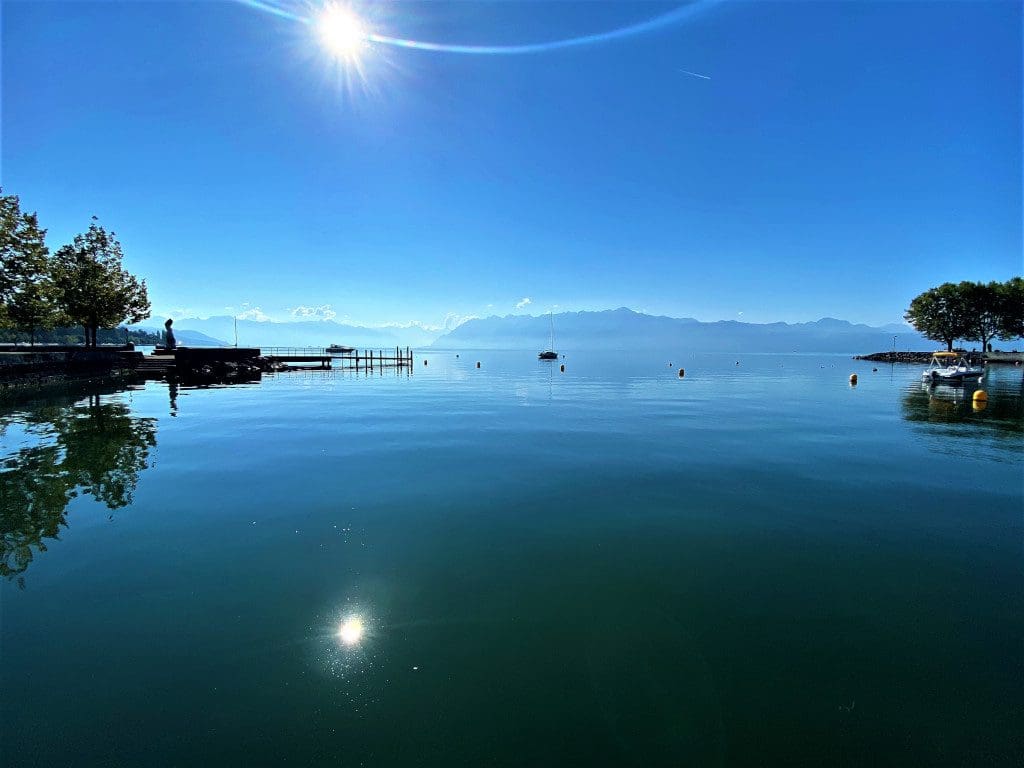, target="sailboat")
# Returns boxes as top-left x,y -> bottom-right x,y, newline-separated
538,311 -> 559,360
